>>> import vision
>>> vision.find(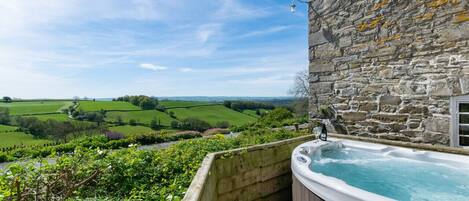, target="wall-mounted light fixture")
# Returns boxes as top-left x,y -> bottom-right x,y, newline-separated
290,0 -> 312,13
